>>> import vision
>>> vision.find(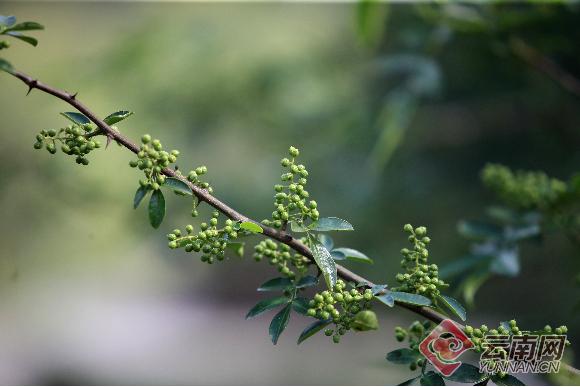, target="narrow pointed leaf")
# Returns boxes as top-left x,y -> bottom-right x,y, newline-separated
239,221 -> 263,234
257,277 -> 293,292
331,247 -> 373,264
398,376 -> 419,386
297,319 -> 331,344
163,177 -> 192,196
309,217 -> 354,231
386,348 -> 421,364
0,16 -> 17,27
61,112 -> 91,125
390,291 -> 432,306
246,296 -> 289,319
103,110 -> 133,125
292,297 -> 310,315
295,275 -> 318,289
5,32 -> 38,46
269,303 -> 292,345
311,241 -> 337,289
420,371 -> 445,386
444,363 -> 485,383
375,293 -> 395,307
330,250 -> 346,260
133,186 -> 149,209
5,21 -> 44,31
371,284 -> 388,295
226,242 -> 244,257
148,189 -> 165,229
438,294 -> 467,321
0,58 -> 13,74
